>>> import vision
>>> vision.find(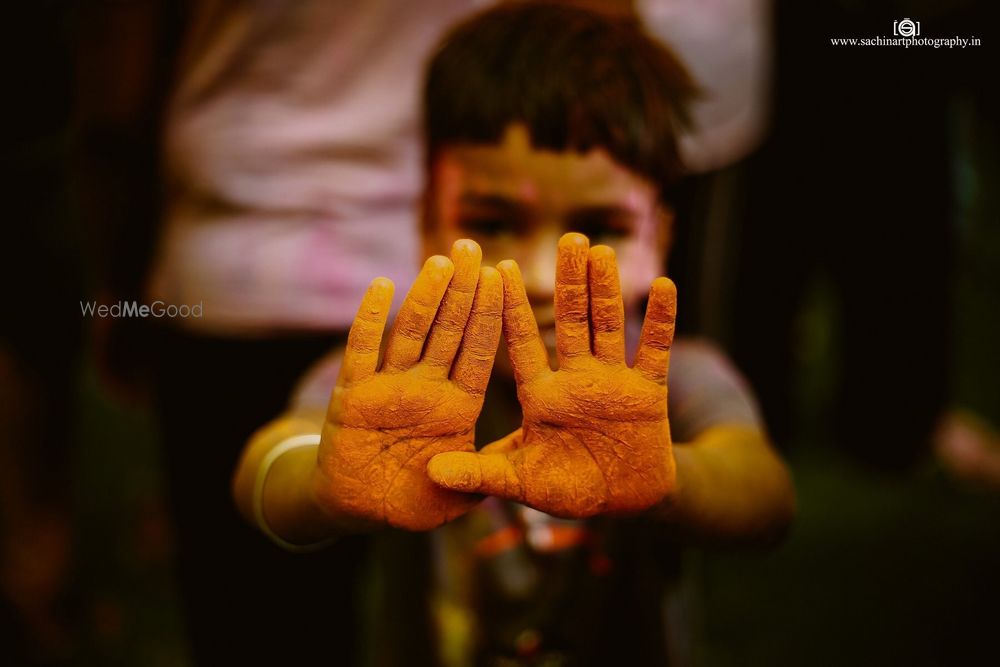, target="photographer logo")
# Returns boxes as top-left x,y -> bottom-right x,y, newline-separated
893,18 -> 920,37
830,16 -> 978,48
